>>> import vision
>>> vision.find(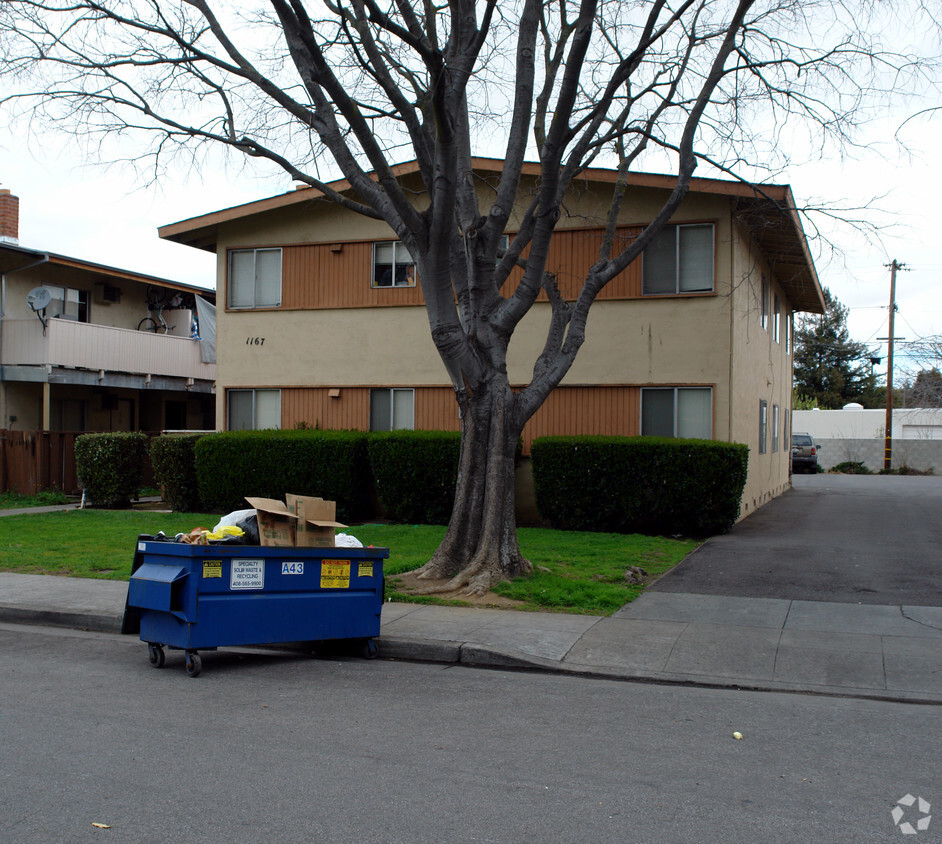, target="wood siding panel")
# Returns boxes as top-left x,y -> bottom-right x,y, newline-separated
279,385 -> 639,454
521,386 -> 640,451
277,228 -> 645,311
281,243 -> 425,310
281,387 -> 370,430
501,227 -> 643,301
